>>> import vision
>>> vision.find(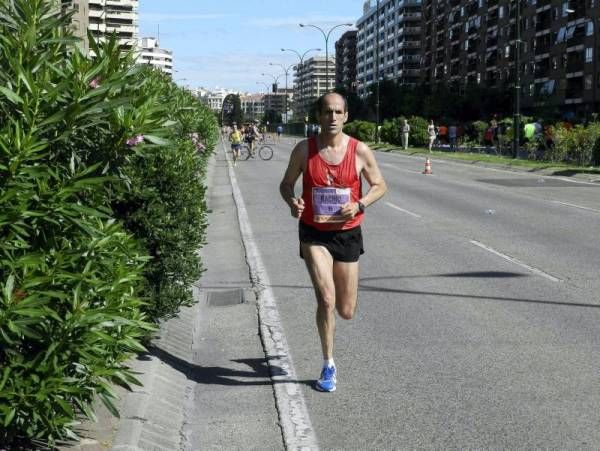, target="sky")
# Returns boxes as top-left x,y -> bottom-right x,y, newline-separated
139,0 -> 366,93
